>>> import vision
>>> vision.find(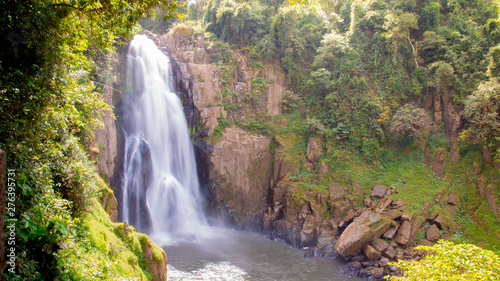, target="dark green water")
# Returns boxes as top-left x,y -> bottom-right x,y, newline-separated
162,228 -> 362,281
